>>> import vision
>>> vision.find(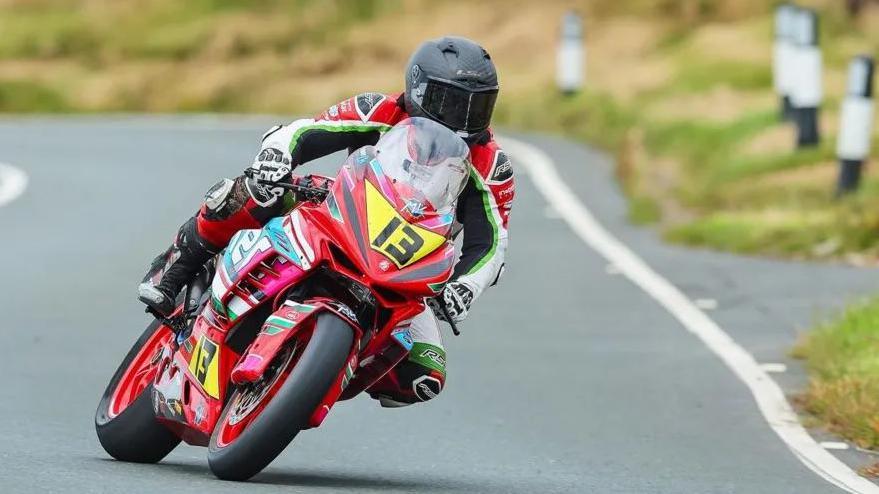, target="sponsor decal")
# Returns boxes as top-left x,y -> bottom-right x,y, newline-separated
326,300 -> 356,321
246,180 -> 284,207
340,356 -> 358,390
488,151 -> 513,184
409,343 -> 446,374
355,92 -> 386,122
379,259 -> 391,272
391,327 -> 414,351
166,398 -> 184,419
419,348 -> 446,367
262,315 -> 294,335
327,105 -> 339,118
412,375 -> 442,401
498,182 -> 515,199
403,198 -> 426,217
227,230 -> 272,272
410,64 -> 421,83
